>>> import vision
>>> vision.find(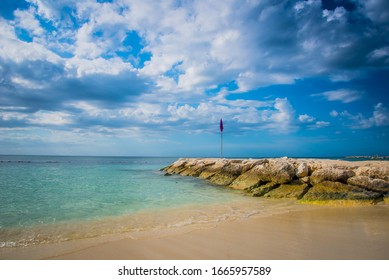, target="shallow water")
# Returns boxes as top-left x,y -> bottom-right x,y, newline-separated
0,155 -> 276,247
